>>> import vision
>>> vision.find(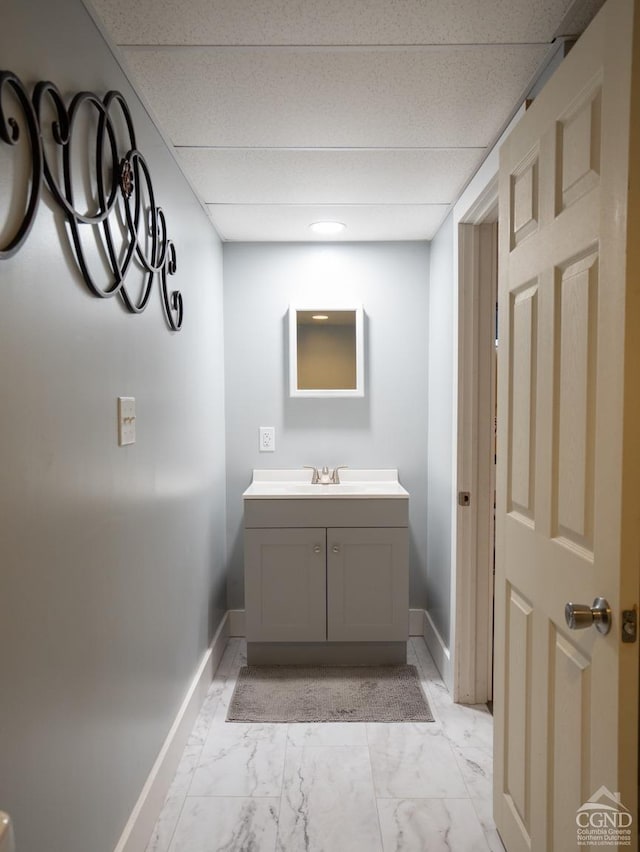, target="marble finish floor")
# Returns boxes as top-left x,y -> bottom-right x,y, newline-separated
146,638 -> 505,852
